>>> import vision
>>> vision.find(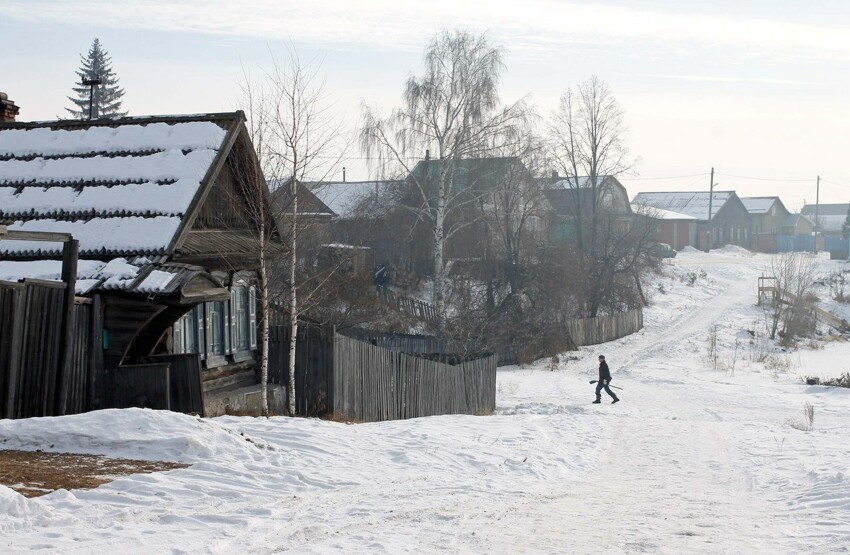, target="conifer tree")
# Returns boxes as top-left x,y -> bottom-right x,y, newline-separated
66,38 -> 127,119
